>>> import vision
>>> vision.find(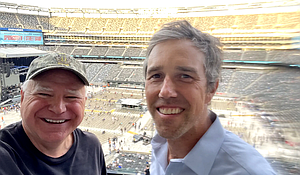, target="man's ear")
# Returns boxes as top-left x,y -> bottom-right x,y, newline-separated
20,89 -> 25,104
205,79 -> 219,104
